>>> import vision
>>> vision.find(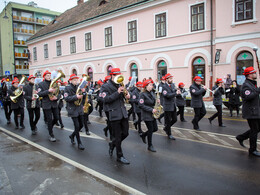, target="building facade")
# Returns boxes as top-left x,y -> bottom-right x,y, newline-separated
0,1 -> 60,78
27,0 -> 260,86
